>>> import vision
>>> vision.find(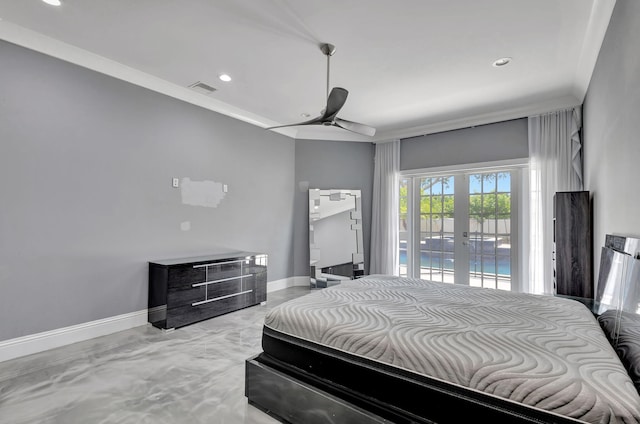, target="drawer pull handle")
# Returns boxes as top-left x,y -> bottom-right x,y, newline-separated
193,258 -> 253,268
191,289 -> 253,306
192,274 -> 253,288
